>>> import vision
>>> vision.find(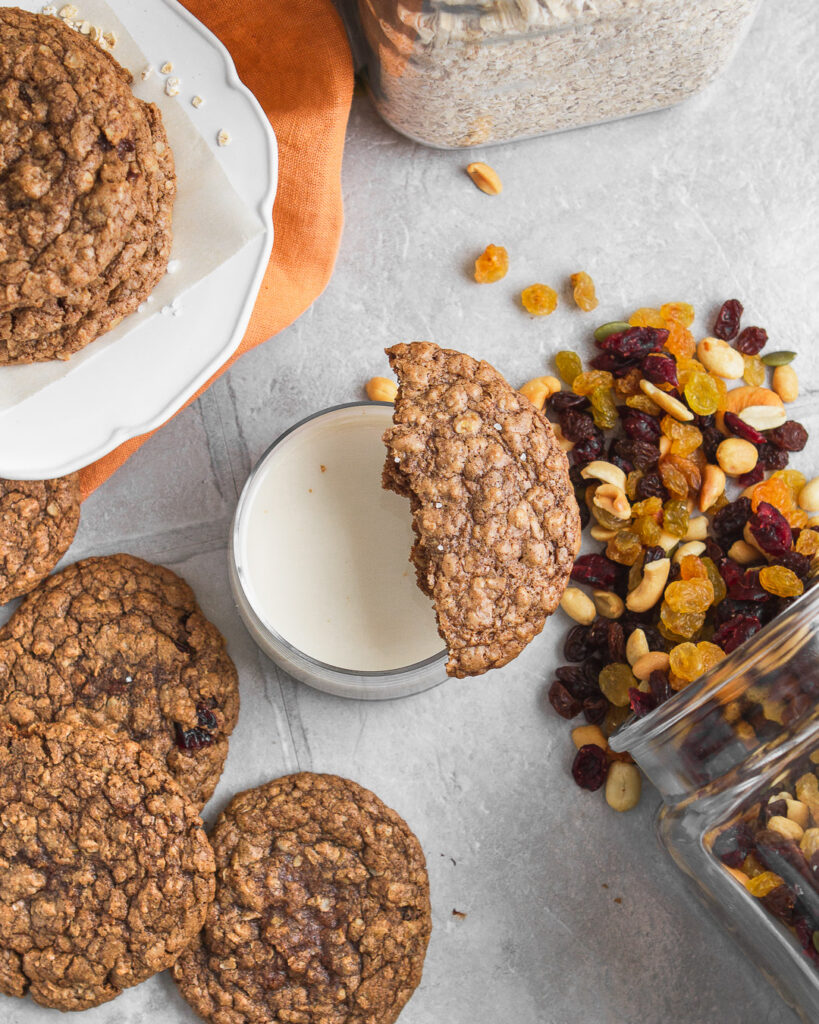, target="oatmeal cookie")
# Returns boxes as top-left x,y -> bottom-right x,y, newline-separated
383,341 -> 580,678
173,772 -> 431,1024
0,554 -> 239,808
0,720 -> 215,1011
0,473 -> 80,604
0,97 -> 176,362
